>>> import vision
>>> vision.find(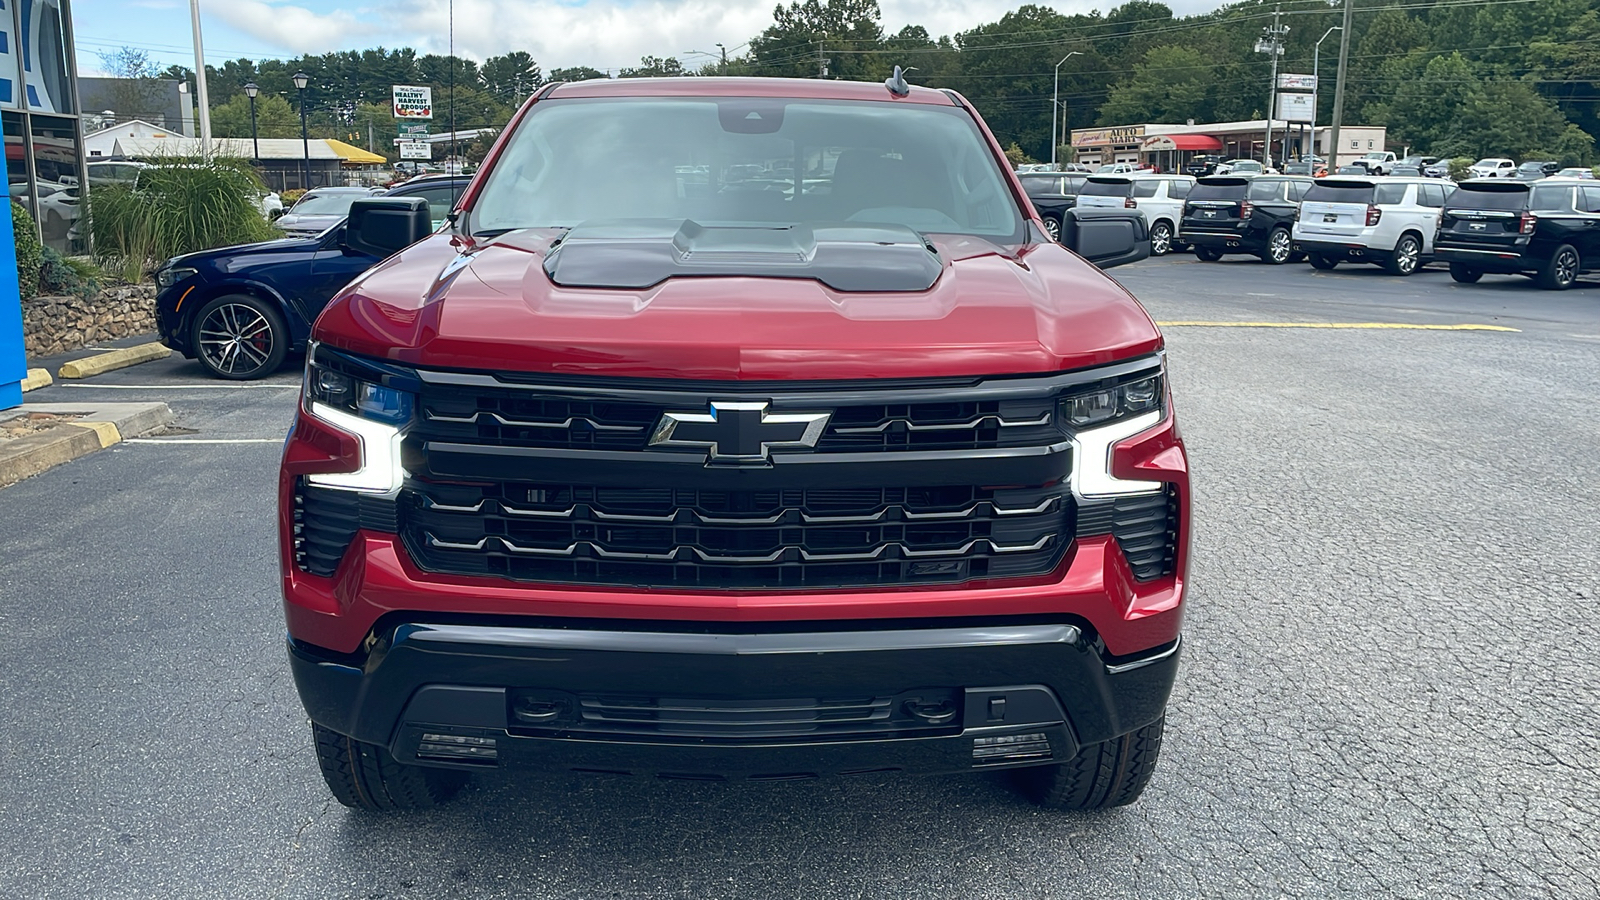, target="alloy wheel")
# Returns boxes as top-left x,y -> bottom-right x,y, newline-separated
1043,217 -> 1061,243
197,302 -> 276,377
1151,223 -> 1172,256
1556,248 -> 1578,285
1396,237 -> 1420,275
1268,230 -> 1291,263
